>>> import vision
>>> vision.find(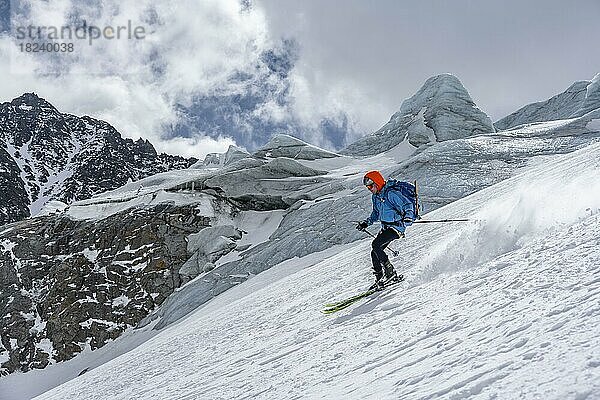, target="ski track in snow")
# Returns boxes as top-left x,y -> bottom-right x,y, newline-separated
27,143 -> 600,400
